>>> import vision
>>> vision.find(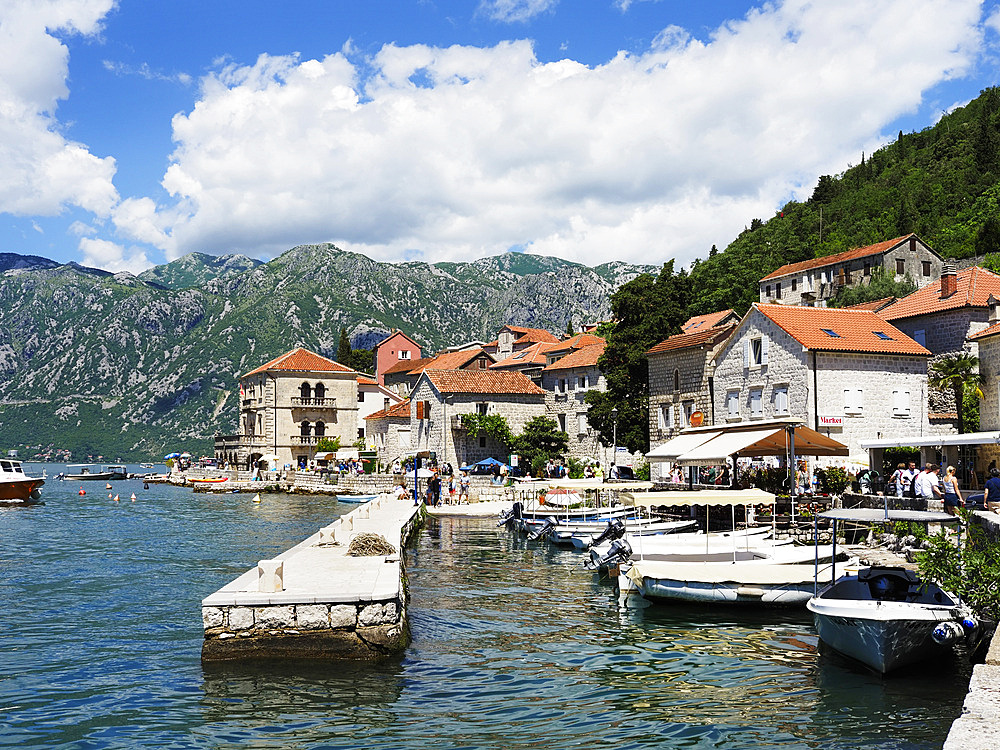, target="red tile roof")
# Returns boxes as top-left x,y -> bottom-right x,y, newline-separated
756,304 -> 929,355
242,347 -> 354,378
408,348 -> 492,374
879,267 -> 1000,321
373,330 -> 421,352
503,325 -> 560,345
969,319 -> 1000,341
545,332 -> 605,355
357,376 -> 378,386
422,369 -> 547,395
648,324 -> 736,355
842,296 -> 897,312
491,341 -> 560,369
681,310 -> 736,332
759,234 -> 918,282
382,356 -> 434,376
543,342 -> 605,371
365,399 -> 411,420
